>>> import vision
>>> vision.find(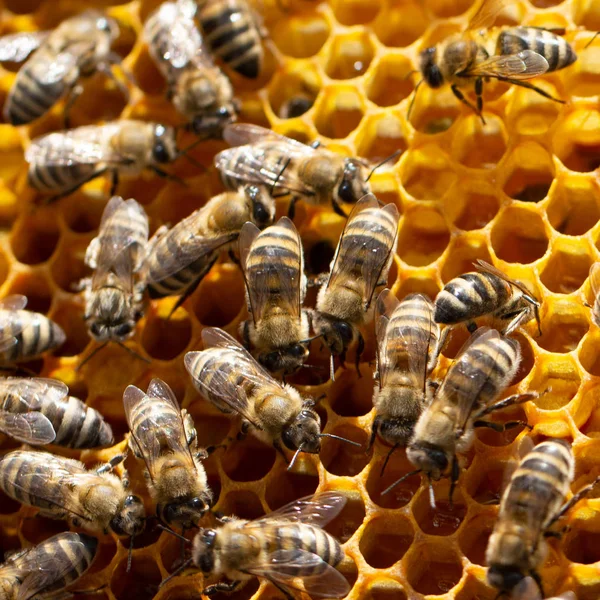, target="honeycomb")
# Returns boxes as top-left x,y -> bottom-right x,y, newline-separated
0,0 -> 600,598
